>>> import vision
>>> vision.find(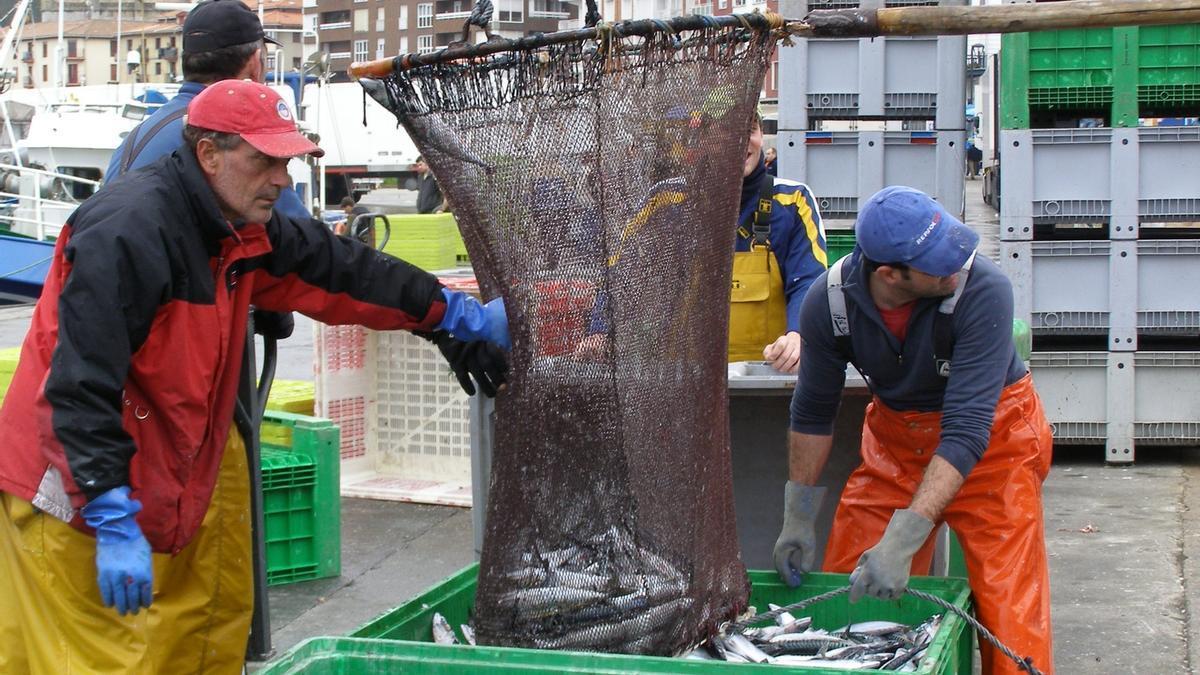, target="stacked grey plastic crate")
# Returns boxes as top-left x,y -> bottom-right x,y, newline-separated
999,83 -> 1200,463
776,0 -> 967,224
